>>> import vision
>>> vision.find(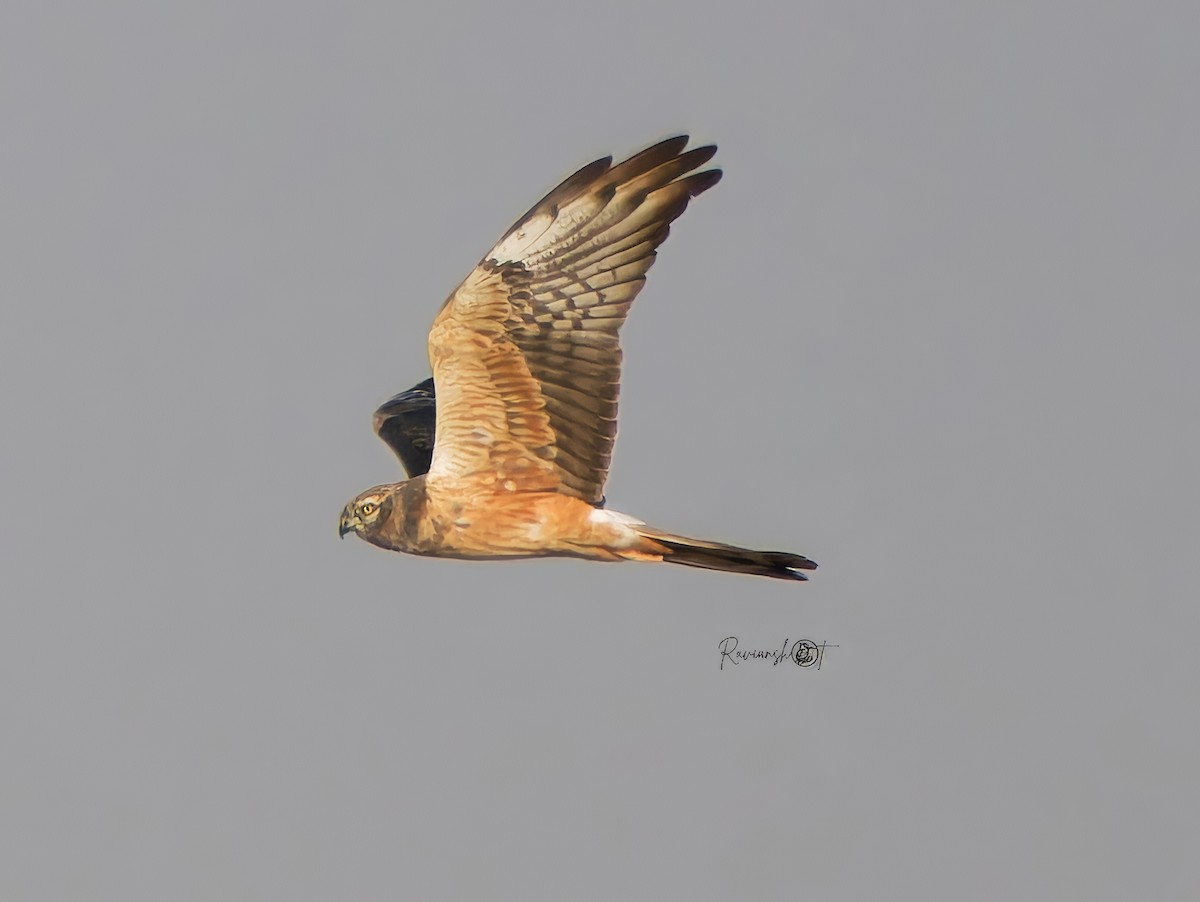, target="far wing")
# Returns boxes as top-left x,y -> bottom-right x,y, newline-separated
425,136 -> 721,504
372,377 -> 436,478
